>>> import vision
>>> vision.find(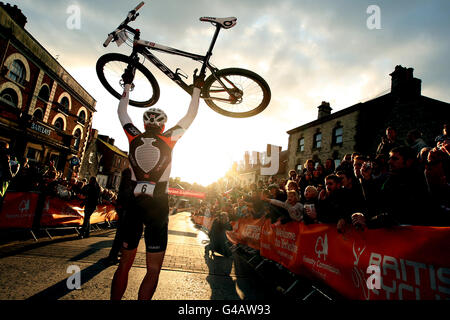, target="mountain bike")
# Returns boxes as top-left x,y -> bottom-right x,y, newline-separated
96,2 -> 271,118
